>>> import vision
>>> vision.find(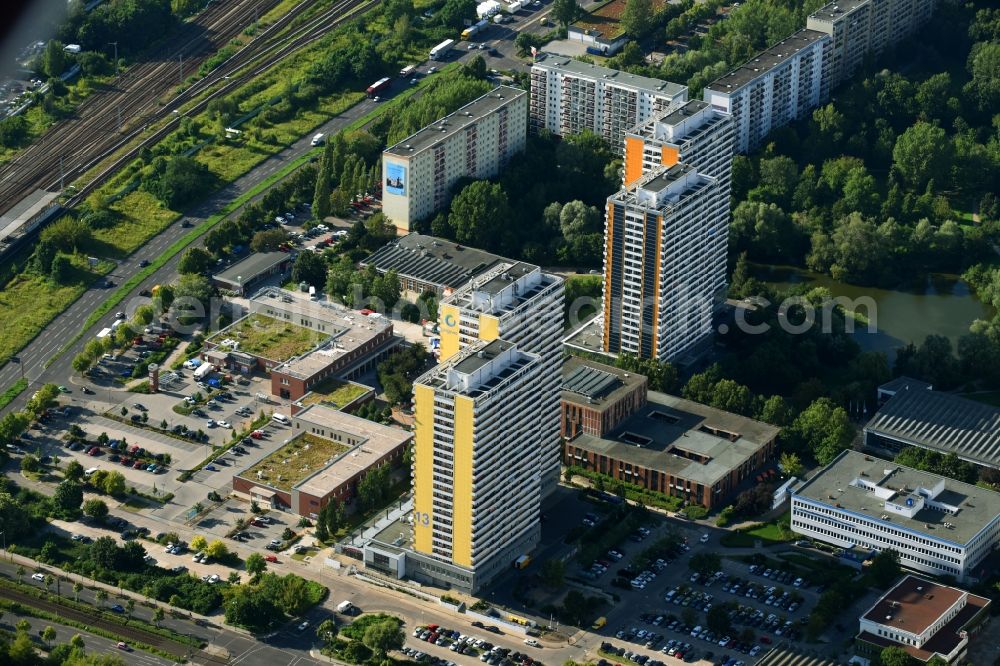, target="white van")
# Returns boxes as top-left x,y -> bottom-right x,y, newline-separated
271,413 -> 290,425
85,467 -> 99,477
310,133 -> 325,146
